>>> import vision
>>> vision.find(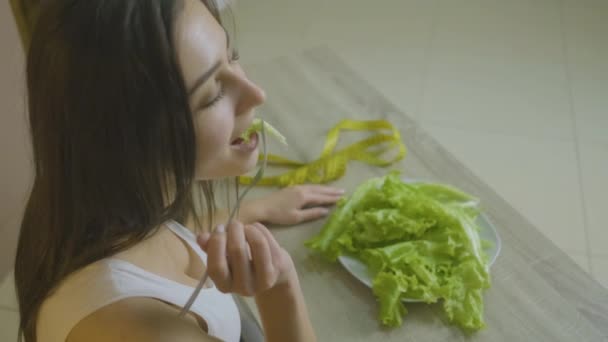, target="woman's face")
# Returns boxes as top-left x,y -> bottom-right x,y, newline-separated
175,0 -> 266,180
